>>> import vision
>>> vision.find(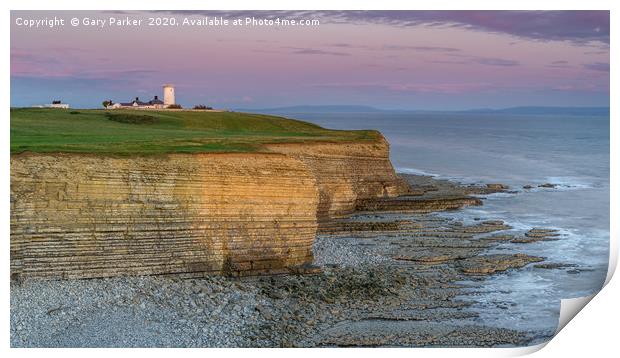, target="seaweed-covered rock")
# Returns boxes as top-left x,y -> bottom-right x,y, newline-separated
457,254 -> 545,275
